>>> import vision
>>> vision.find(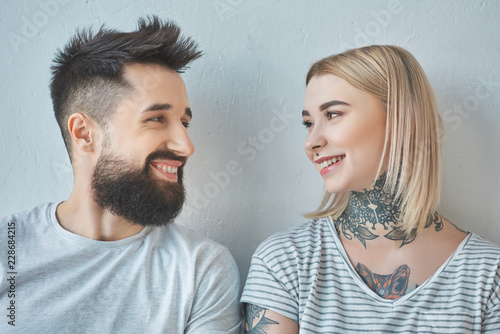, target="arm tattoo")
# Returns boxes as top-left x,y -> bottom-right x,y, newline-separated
246,304 -> 279,334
